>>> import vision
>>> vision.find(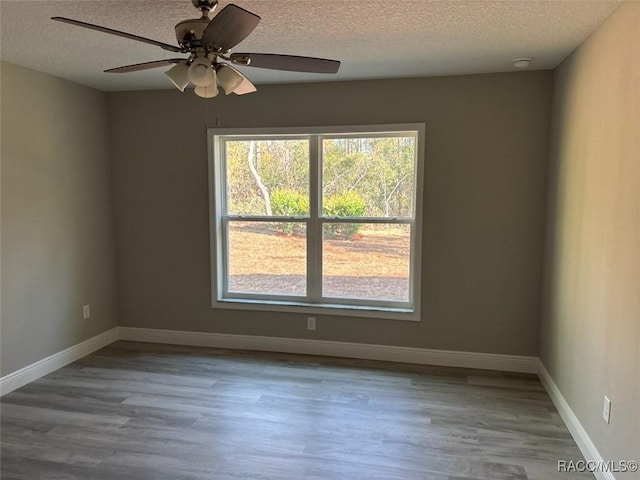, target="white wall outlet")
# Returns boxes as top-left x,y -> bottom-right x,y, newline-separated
603,395 -> 611,424
82,304 -> 91,320
307,316 -> 316,331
